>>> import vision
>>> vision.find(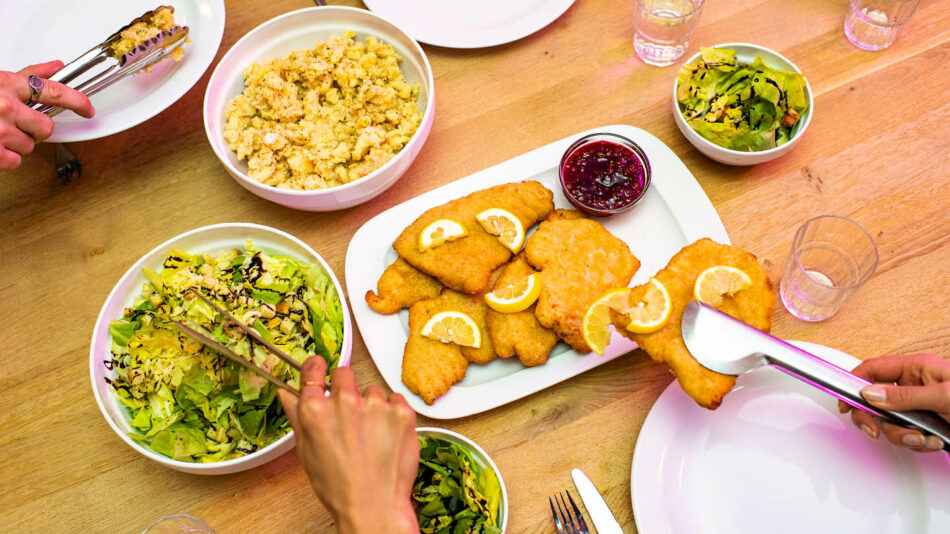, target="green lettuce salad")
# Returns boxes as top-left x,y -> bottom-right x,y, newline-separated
106,241 -> 343,462
677,47 -> 809,152
413,435 -> 503,534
